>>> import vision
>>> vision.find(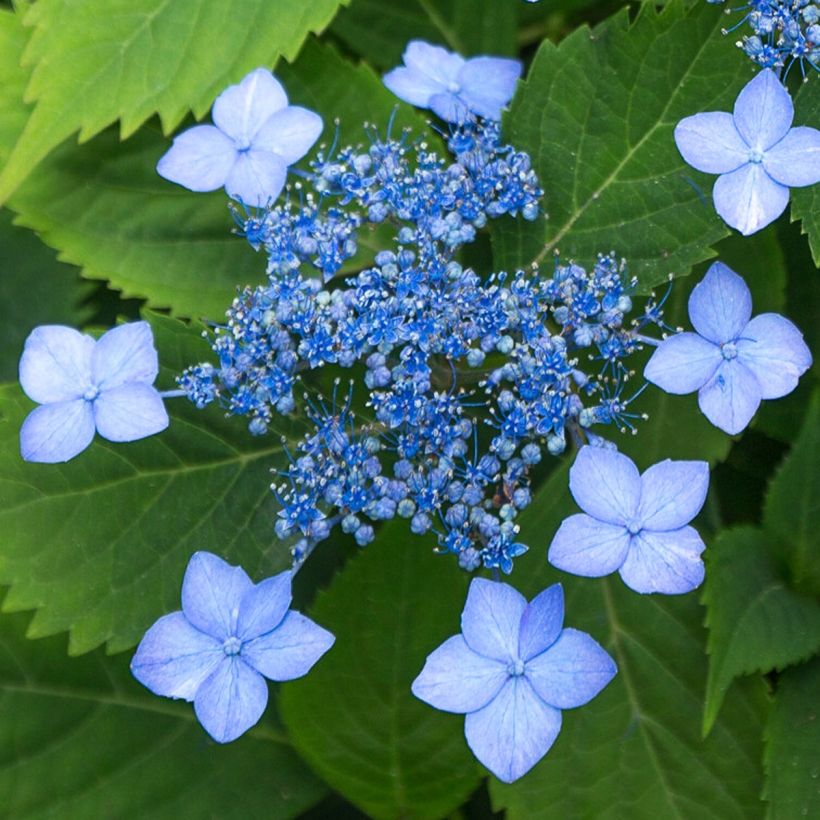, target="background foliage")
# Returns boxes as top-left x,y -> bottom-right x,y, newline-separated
0,0 -> 817,817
